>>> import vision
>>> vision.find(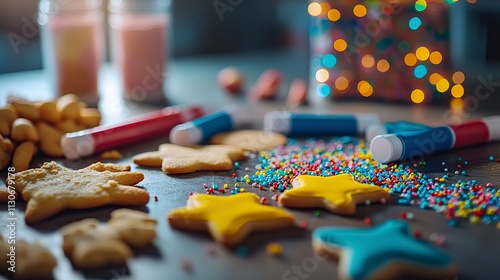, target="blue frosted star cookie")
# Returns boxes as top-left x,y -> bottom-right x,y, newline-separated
312,220 -> 457,280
